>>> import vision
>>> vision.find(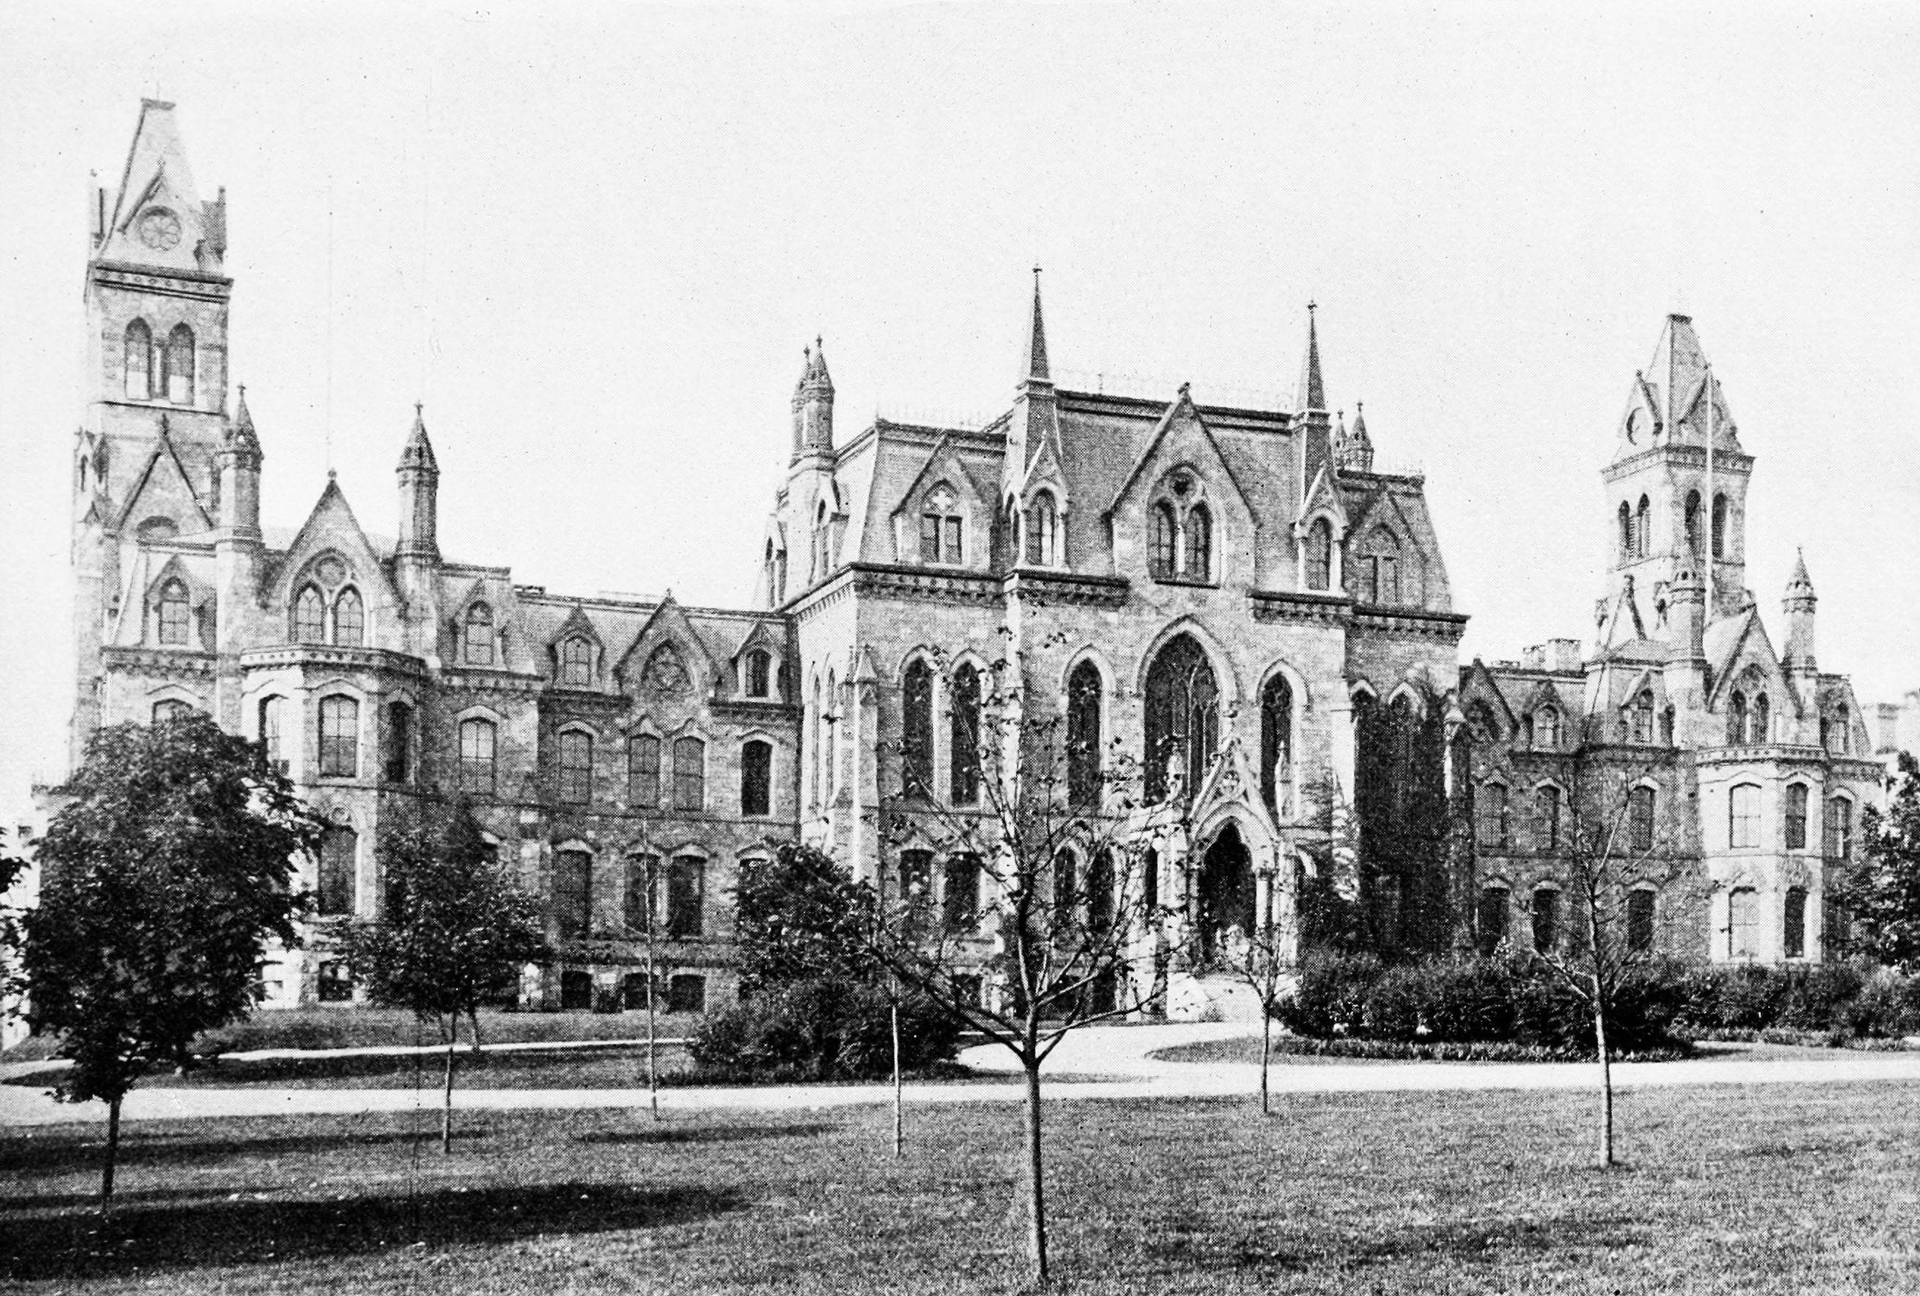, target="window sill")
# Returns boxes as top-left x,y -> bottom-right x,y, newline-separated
1149,574 -> 1217,589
